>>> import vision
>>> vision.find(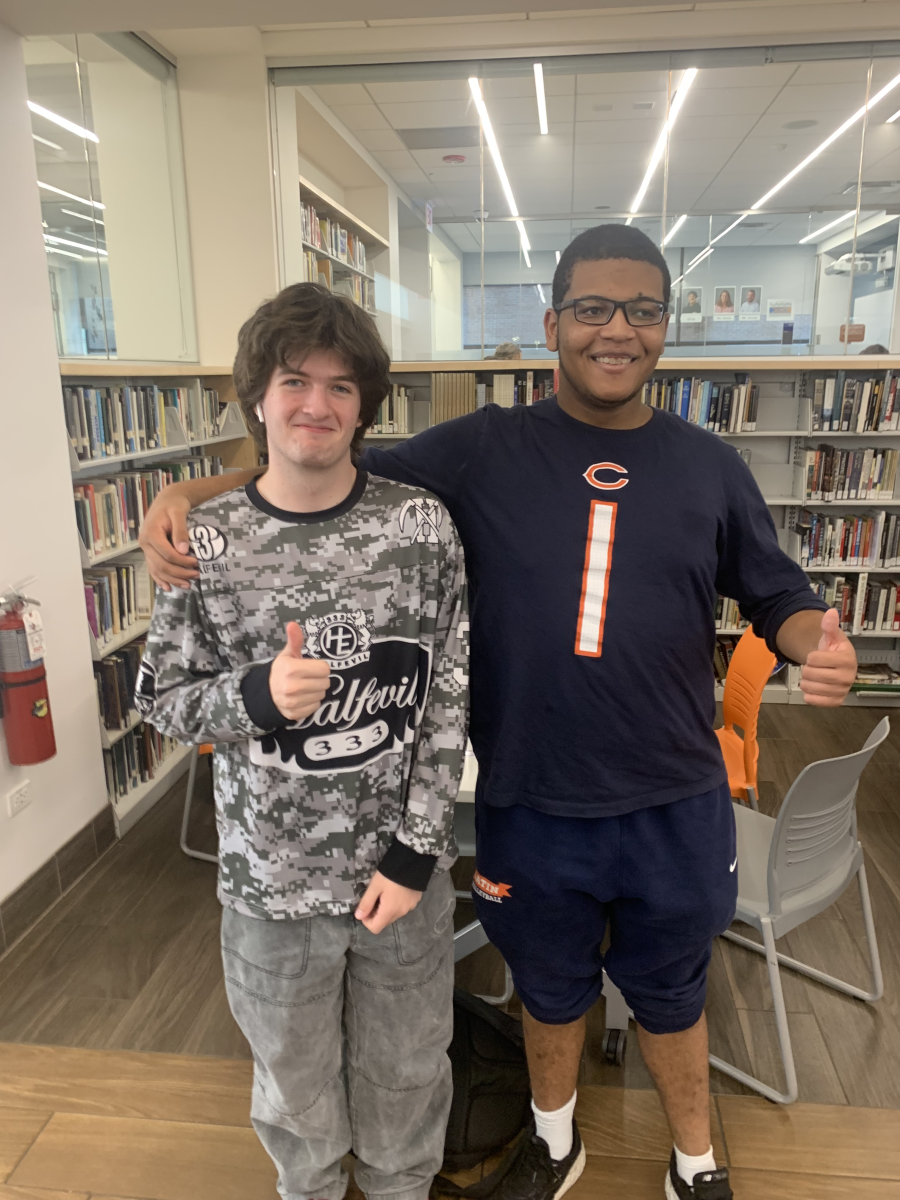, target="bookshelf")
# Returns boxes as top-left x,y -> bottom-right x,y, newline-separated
298,175 -> 387,315
386,357 -> 900,706
60,364 -> 256,834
